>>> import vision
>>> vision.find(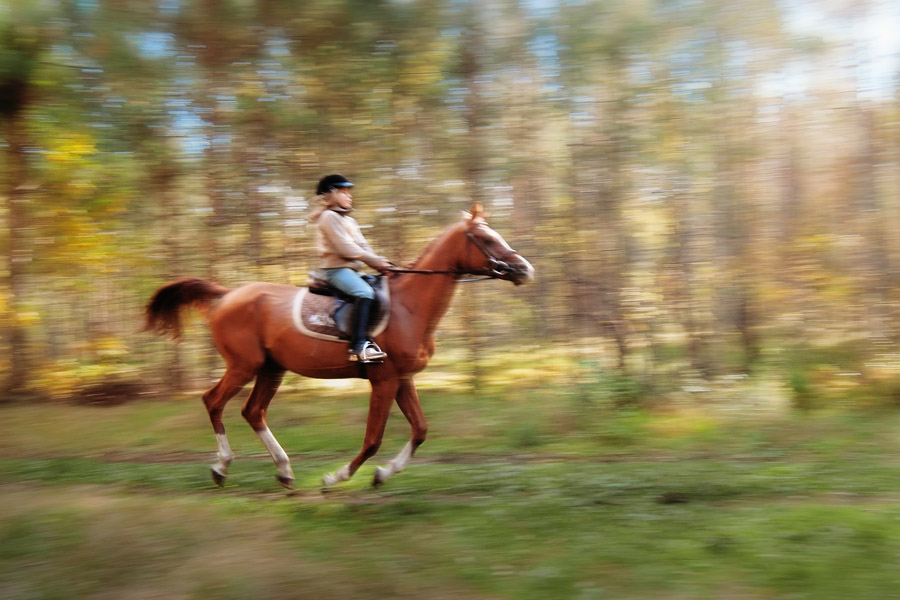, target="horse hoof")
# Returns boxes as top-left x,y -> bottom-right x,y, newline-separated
277,475 -> 294,490
322,465 -> 351,488
211,468 -> 226,487
372,467 -> 389,487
